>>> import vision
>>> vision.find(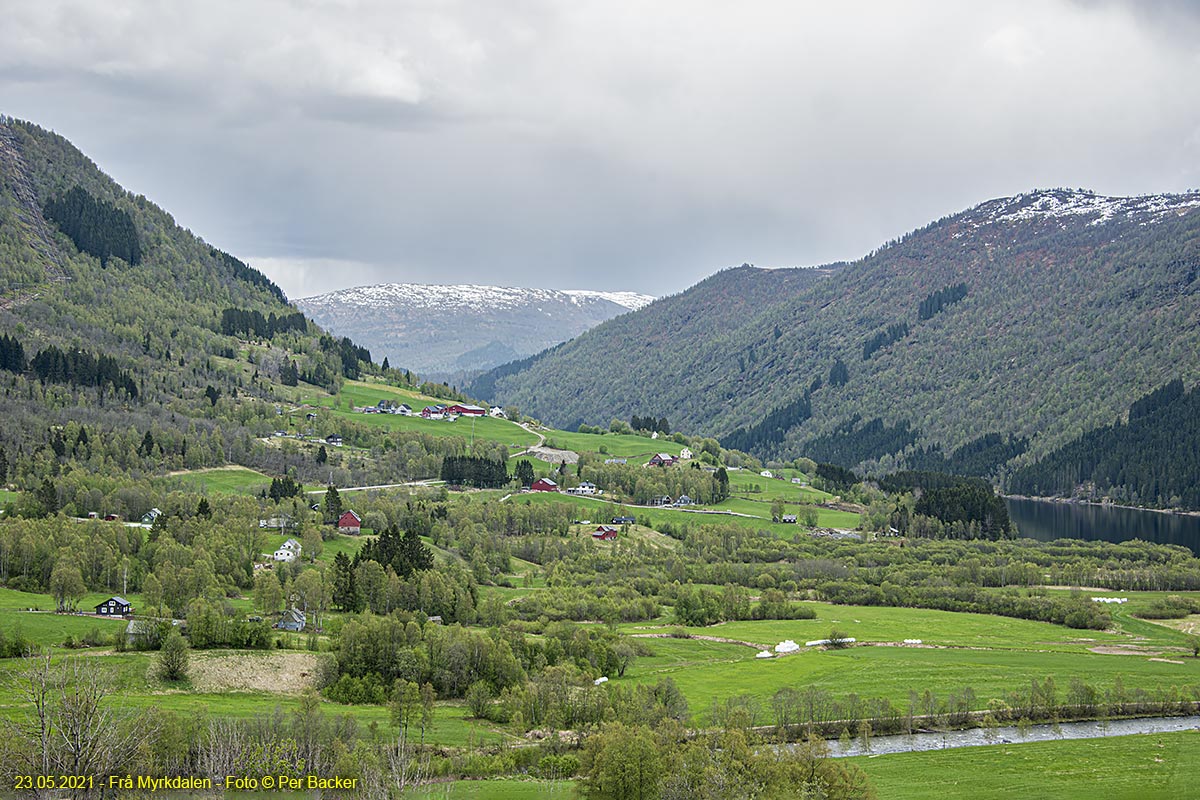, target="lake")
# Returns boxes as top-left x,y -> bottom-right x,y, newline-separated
1005,496 -> 1200,555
